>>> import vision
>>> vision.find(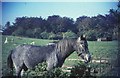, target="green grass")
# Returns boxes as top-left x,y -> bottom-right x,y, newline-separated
88,41 -> 118,58
2,35 -> 118,76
